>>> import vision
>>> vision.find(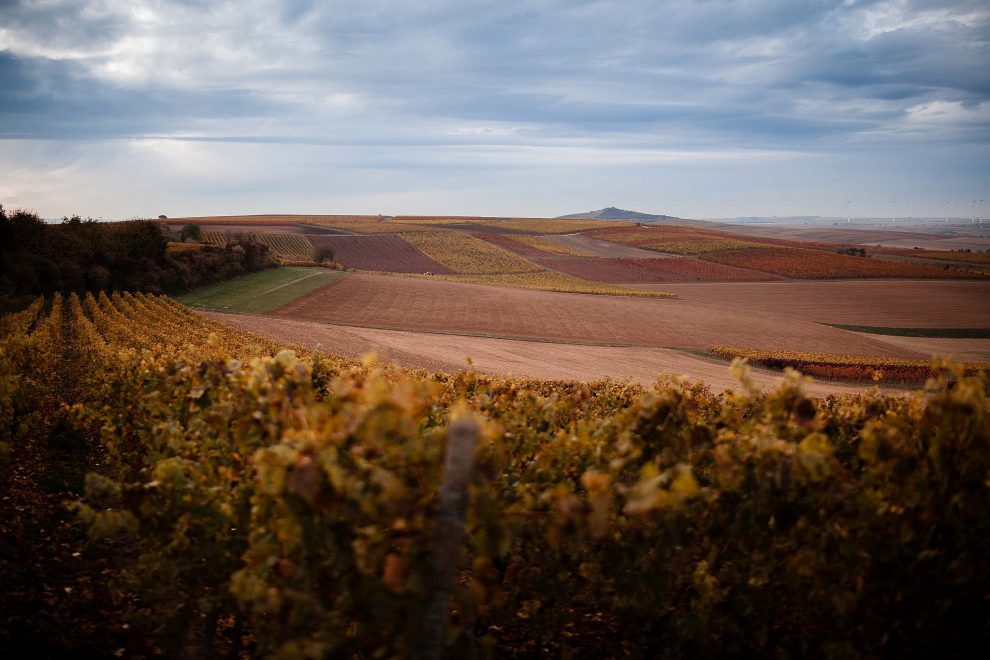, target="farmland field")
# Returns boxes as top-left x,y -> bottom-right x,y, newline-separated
646,280 -> 990,326
269,273 -> 920,355
400,231 -> 543,274
705,246 -> 979,278
210,311 -> 878,395
537,256 -> 782,282
306,235 -> 454,273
